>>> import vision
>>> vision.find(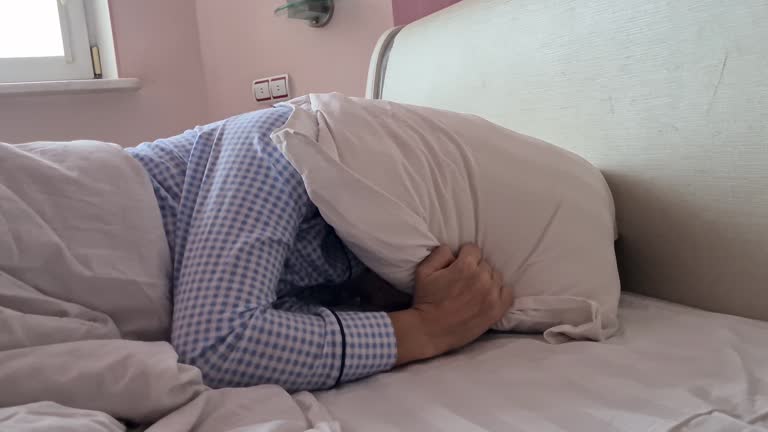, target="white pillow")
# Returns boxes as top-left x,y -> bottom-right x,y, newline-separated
272,94 -> 620,343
